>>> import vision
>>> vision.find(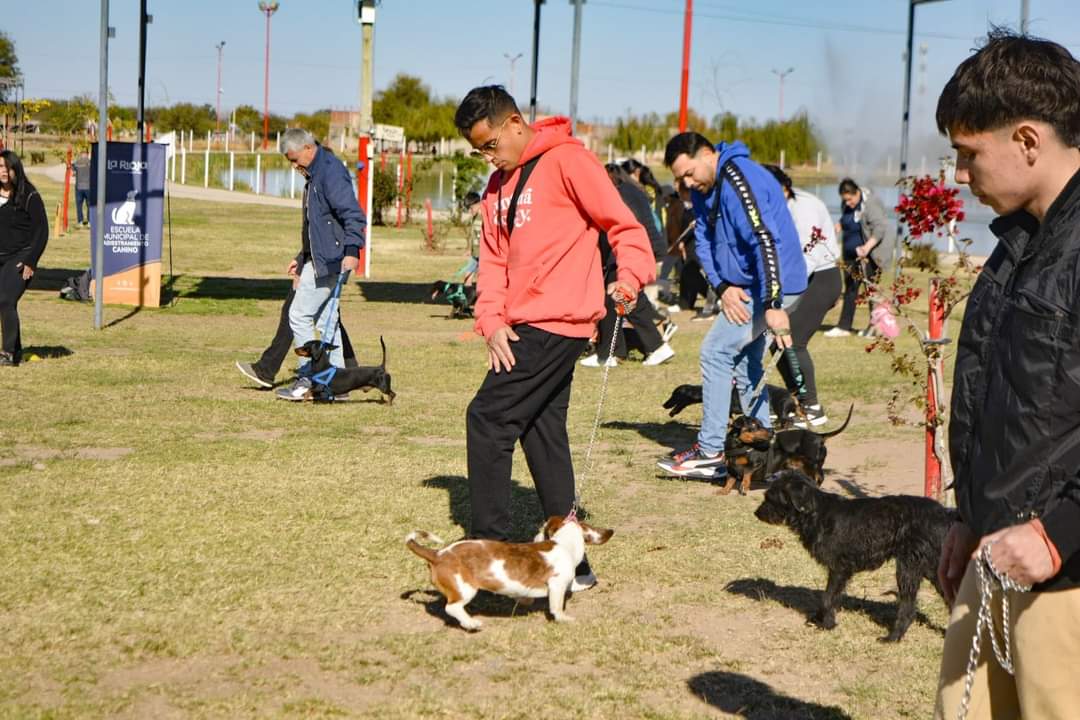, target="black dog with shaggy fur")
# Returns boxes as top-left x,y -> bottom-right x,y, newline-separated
294,337 -> 396,404
754,470 -> 956,642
